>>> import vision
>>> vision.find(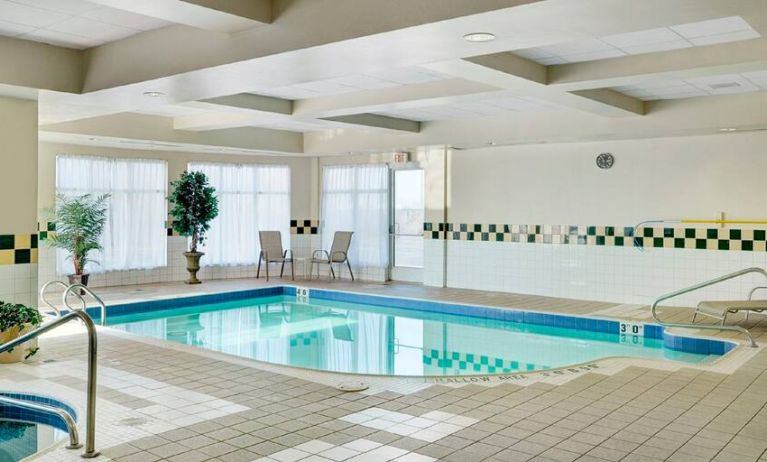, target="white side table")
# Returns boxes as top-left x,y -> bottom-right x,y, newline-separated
293,257 -> 310,279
